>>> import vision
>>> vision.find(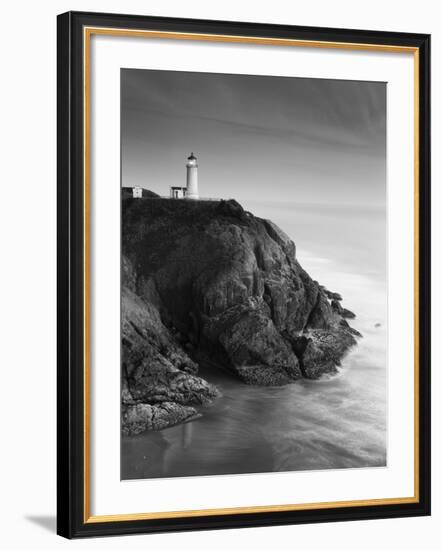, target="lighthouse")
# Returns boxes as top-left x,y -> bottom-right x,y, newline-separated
185,152 -> 199,199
